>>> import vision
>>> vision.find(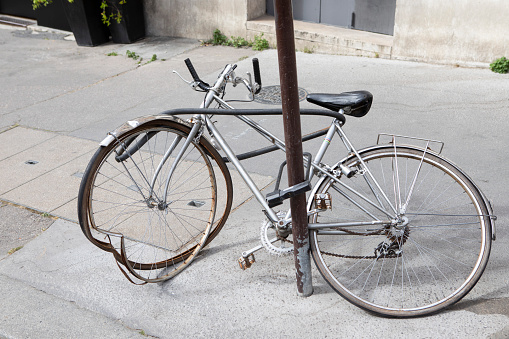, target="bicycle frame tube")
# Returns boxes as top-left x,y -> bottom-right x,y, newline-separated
309,122 -> 337,181
203,114 -> 280,223
213,95 -> 287,151
333,120 -> 398,216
